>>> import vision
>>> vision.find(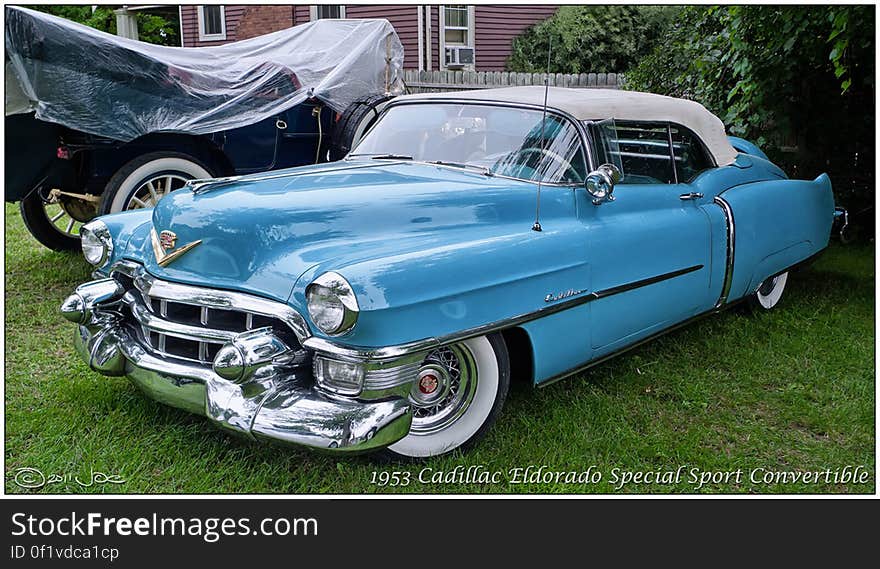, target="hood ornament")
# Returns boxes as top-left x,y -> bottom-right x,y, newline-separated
186,176 -> 243,195
151,229 -> 202,267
